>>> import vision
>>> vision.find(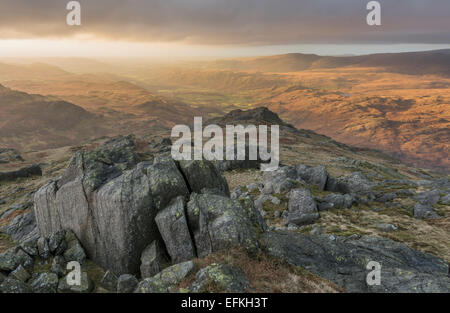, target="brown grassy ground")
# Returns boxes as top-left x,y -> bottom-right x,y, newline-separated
177,247 -> 342,293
